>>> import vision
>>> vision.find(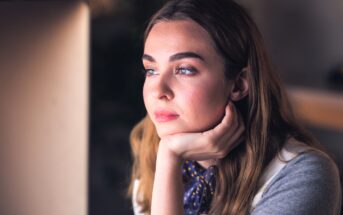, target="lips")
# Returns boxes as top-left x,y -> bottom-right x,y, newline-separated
154,110 -> 179,122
